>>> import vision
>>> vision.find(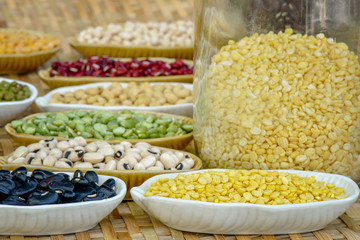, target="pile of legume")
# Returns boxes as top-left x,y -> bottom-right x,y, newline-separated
0,29 -> 60,54
10,110 -> 193,140
0,167 -> 116,205
49,57 -> 193,78
144,169 -> 347,204
49,82 -> 193,106
9,137 -> 195,171
77,21 -> 194,47
0,80 -> 31,102
194,28 -> 360,179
